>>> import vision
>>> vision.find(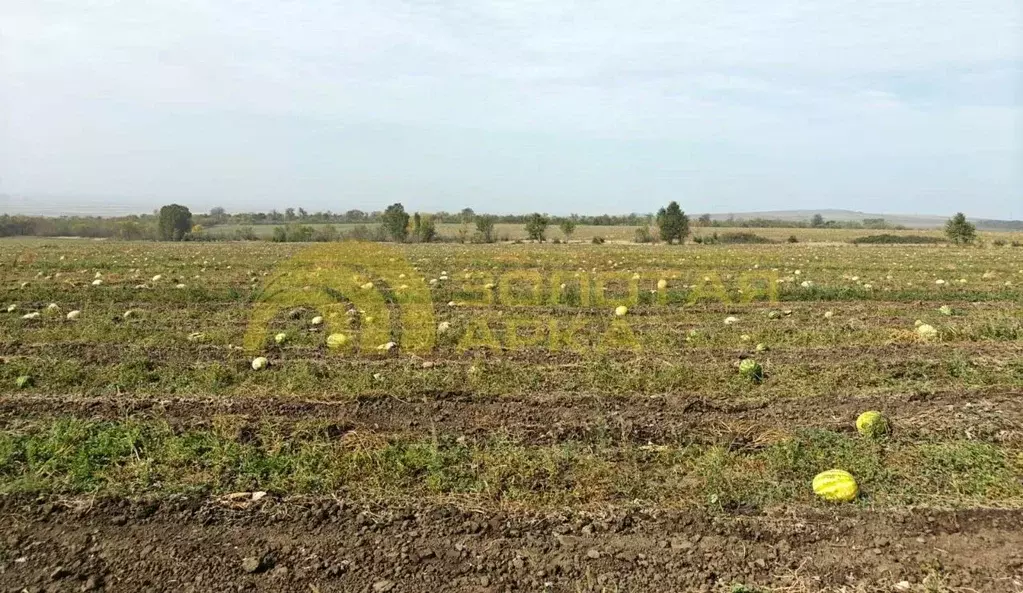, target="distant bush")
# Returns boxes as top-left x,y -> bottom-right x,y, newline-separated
232,226 -> 258,241
343,224 -> 386,242
633,226 -> 656,243
850,234 -> 946,245
718,232 -> 776,244
992,239 -> 1006,247
787,235 -> 799,243
271,224 -> 315,242
591,236 -> 605,244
